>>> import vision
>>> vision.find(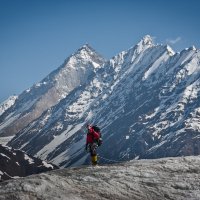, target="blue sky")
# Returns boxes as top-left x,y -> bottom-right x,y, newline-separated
0,0 -> 200,102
